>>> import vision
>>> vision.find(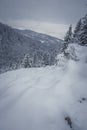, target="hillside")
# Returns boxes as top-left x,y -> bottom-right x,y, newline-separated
0,22 -> 64,73
0,43 -> 87,130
